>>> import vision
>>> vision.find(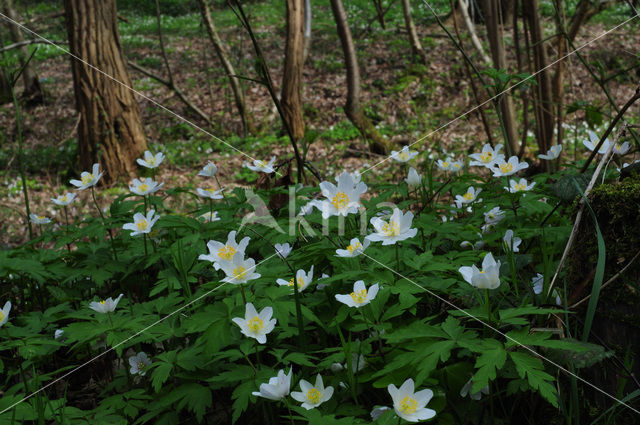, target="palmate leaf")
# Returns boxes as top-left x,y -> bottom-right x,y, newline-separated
509,351 -> 558,407
174,383 -> 212,423
468,338 -> 506,393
